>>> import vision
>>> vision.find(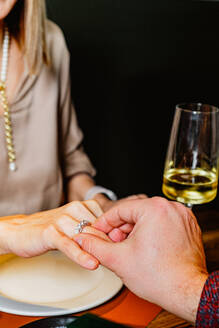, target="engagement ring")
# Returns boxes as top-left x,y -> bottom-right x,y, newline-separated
74,220 -> 91,234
